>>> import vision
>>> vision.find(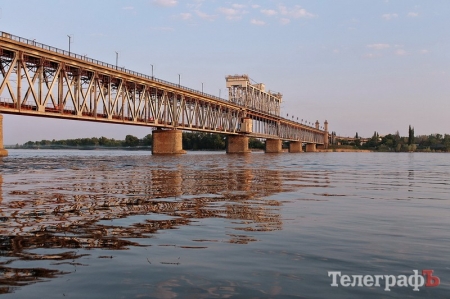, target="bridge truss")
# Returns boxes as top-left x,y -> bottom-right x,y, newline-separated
0,32 -> 326,145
